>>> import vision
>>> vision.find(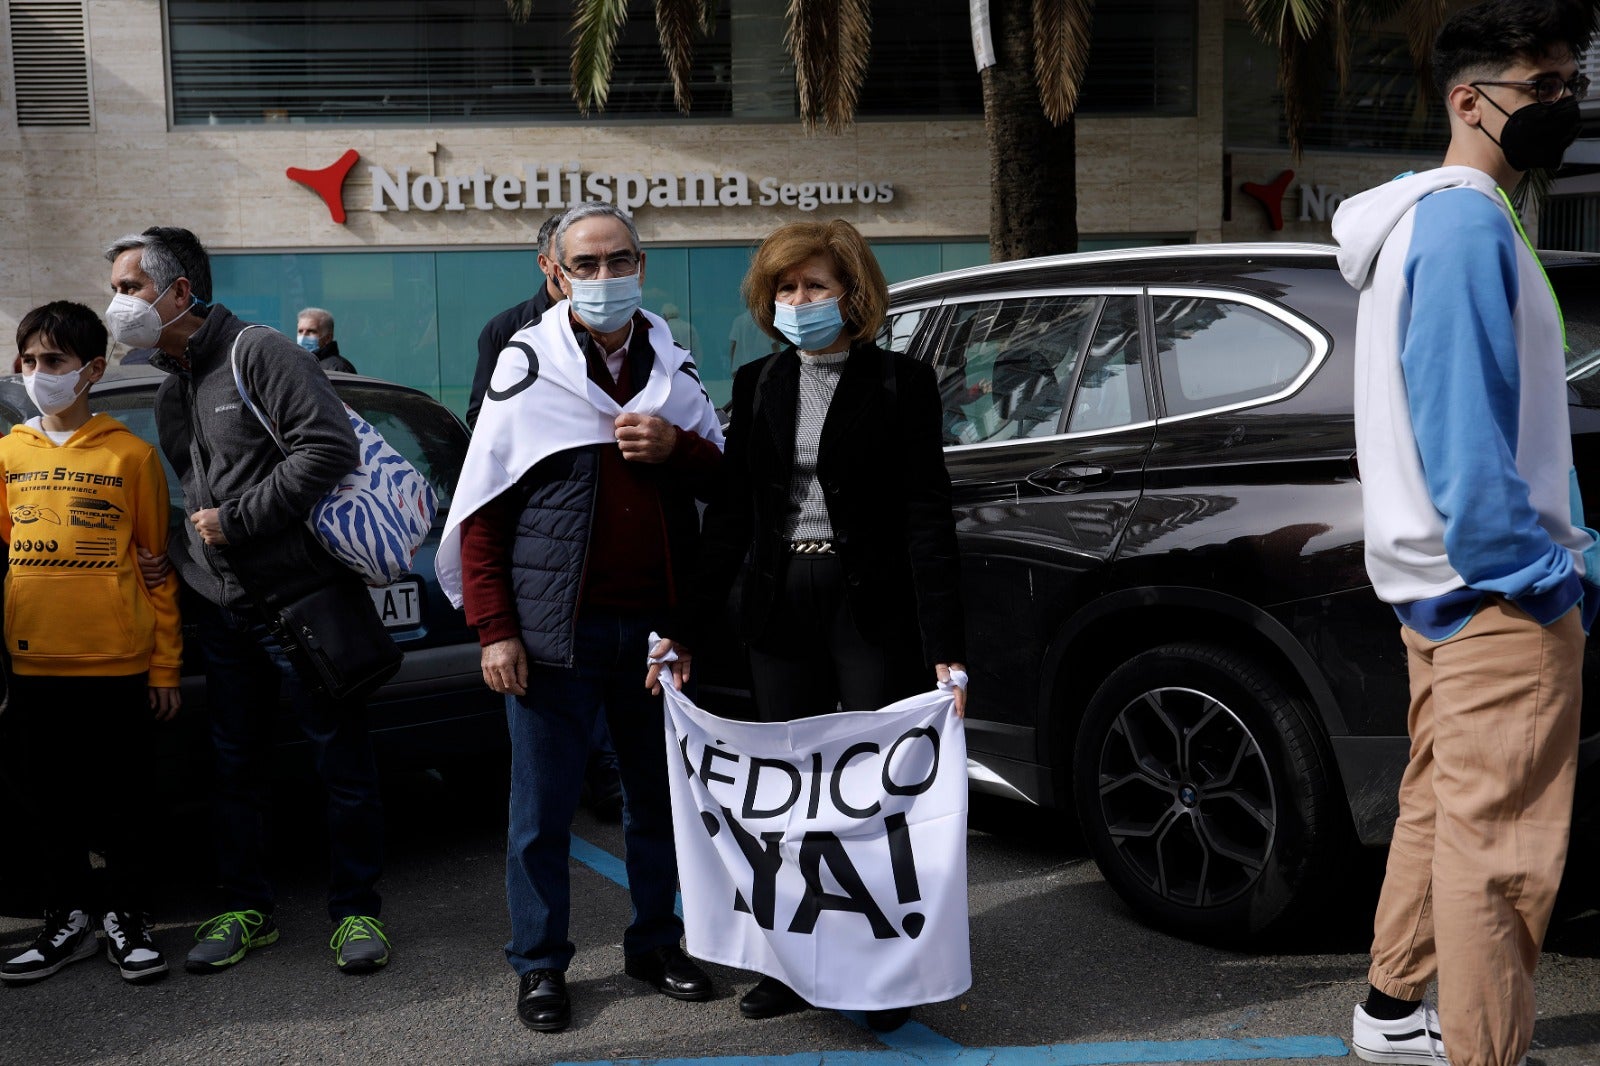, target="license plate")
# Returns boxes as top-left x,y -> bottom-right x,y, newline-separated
369,579 -> 422,629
